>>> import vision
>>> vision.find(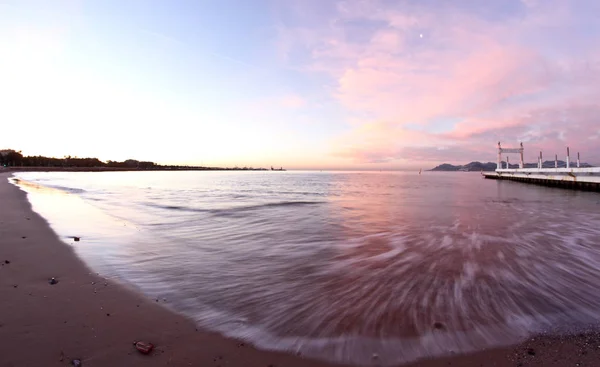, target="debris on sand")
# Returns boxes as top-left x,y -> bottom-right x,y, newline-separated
71,358 -> 82,366
49,277 -> 59,285
134,341 -> 154,355
73,237 -> 80,242
4,260 -> 10,264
